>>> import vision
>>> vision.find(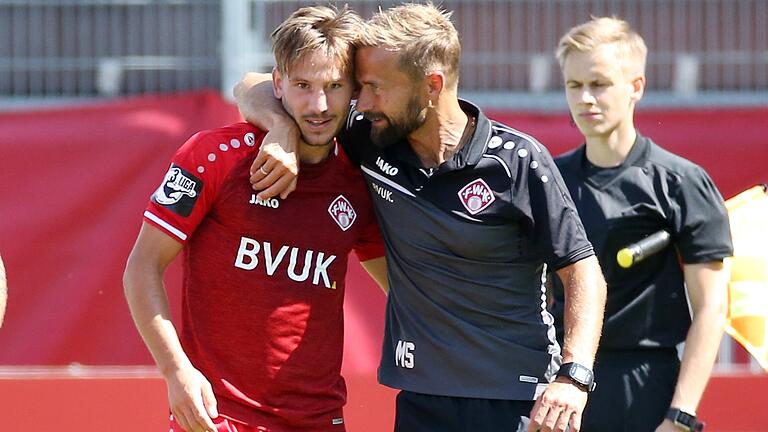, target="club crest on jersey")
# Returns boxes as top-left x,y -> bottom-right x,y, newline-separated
151,164 -> 203,217
328,195 -> 357,231
457,178 -> 495,215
